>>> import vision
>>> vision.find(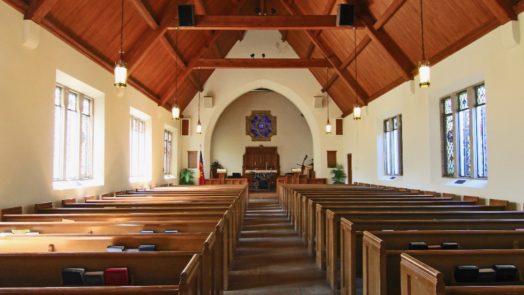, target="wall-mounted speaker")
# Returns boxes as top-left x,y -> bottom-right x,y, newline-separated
314,95 -> 325,108
203,96 -> 214,108
337,4 -> 354,26
178,5 -> 195,27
